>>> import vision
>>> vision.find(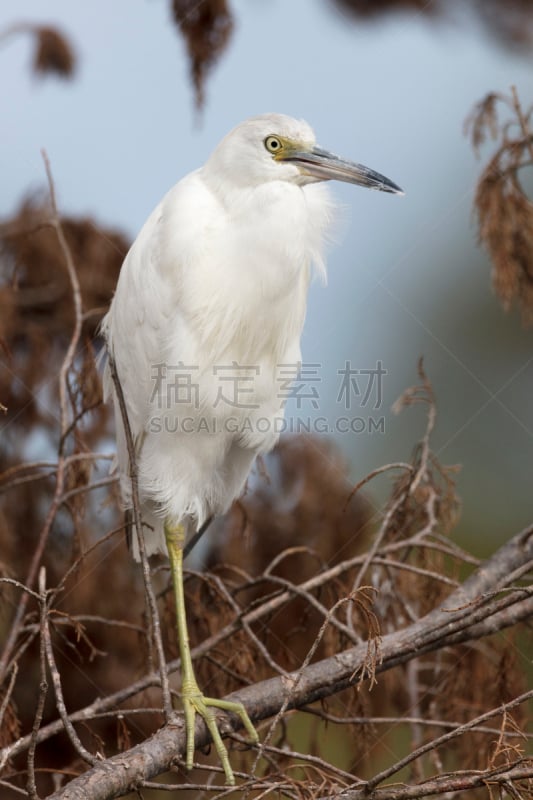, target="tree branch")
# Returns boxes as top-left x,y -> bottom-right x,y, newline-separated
45,524 -> 533,800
